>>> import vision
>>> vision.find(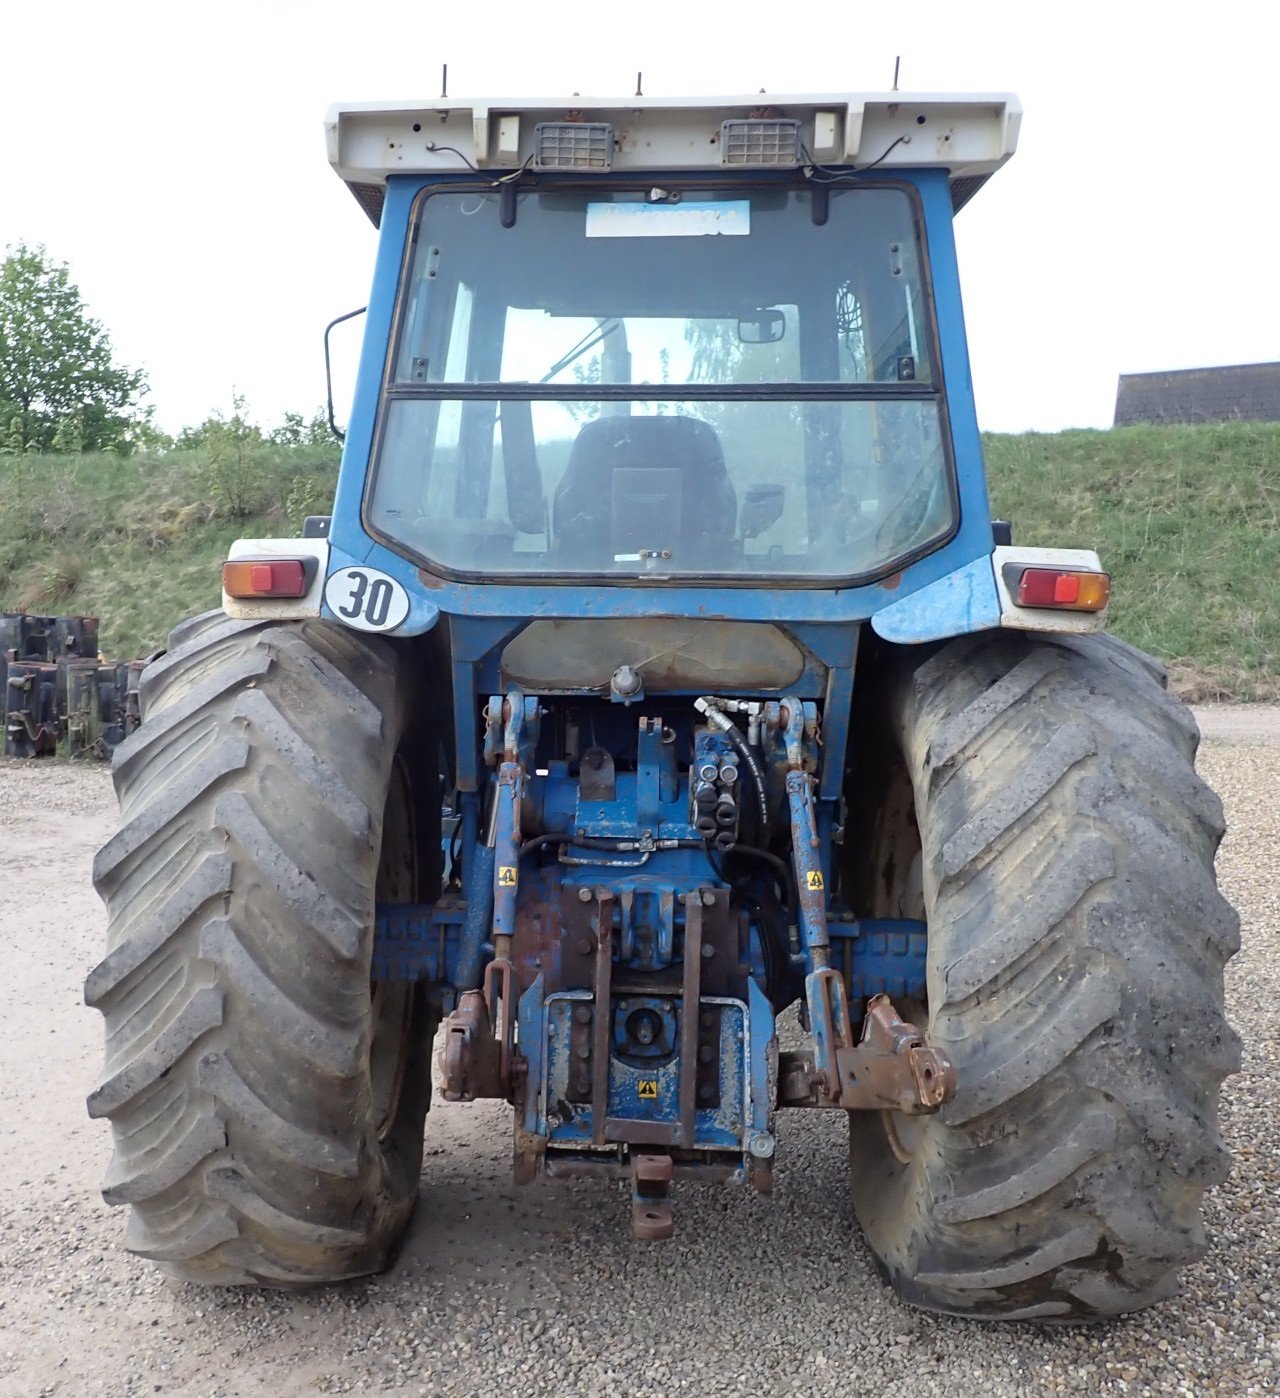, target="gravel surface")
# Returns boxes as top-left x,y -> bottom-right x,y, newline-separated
0,709 -> 1276,1397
